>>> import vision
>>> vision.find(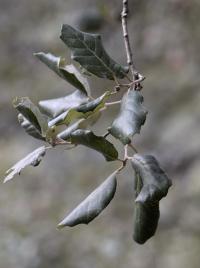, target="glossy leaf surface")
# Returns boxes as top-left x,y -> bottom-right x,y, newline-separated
109,90 -> 148,145
60,24 -> 129,80
4,146 -> 46,183
57,171 -> 117,228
